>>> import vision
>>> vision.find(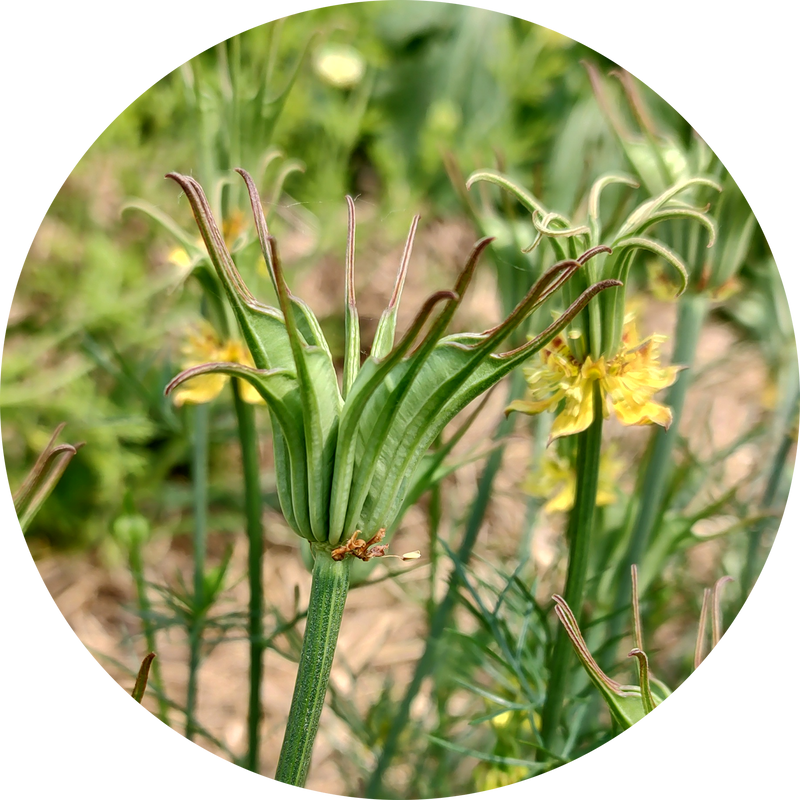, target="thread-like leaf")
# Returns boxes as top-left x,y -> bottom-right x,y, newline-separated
466,169 -> 547,216
342,196 -> 360,397
371,214 -> 419,359
613,236 -> 689,296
